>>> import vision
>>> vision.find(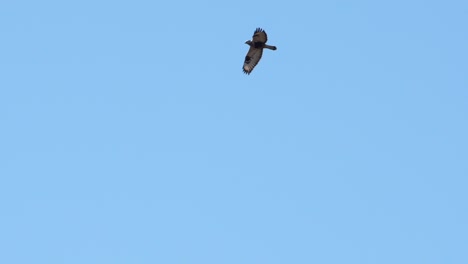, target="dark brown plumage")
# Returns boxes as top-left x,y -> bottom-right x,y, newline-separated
243,28 -> 277,75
